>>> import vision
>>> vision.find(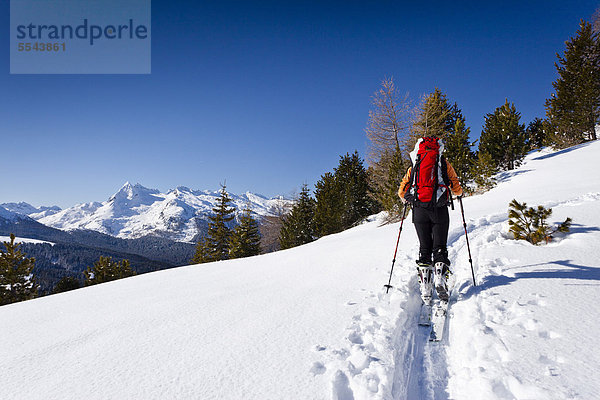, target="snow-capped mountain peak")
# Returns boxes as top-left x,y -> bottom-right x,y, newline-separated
108,182 -> 161,203
33,183 -> 291,242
